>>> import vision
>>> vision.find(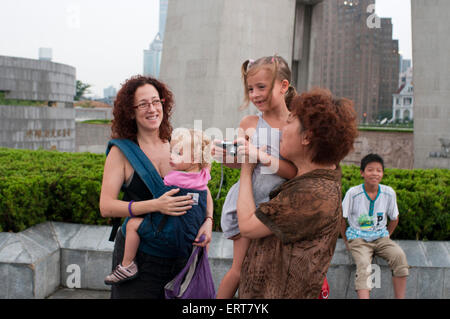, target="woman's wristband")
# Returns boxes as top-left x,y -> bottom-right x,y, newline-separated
128,200 -> 136,218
